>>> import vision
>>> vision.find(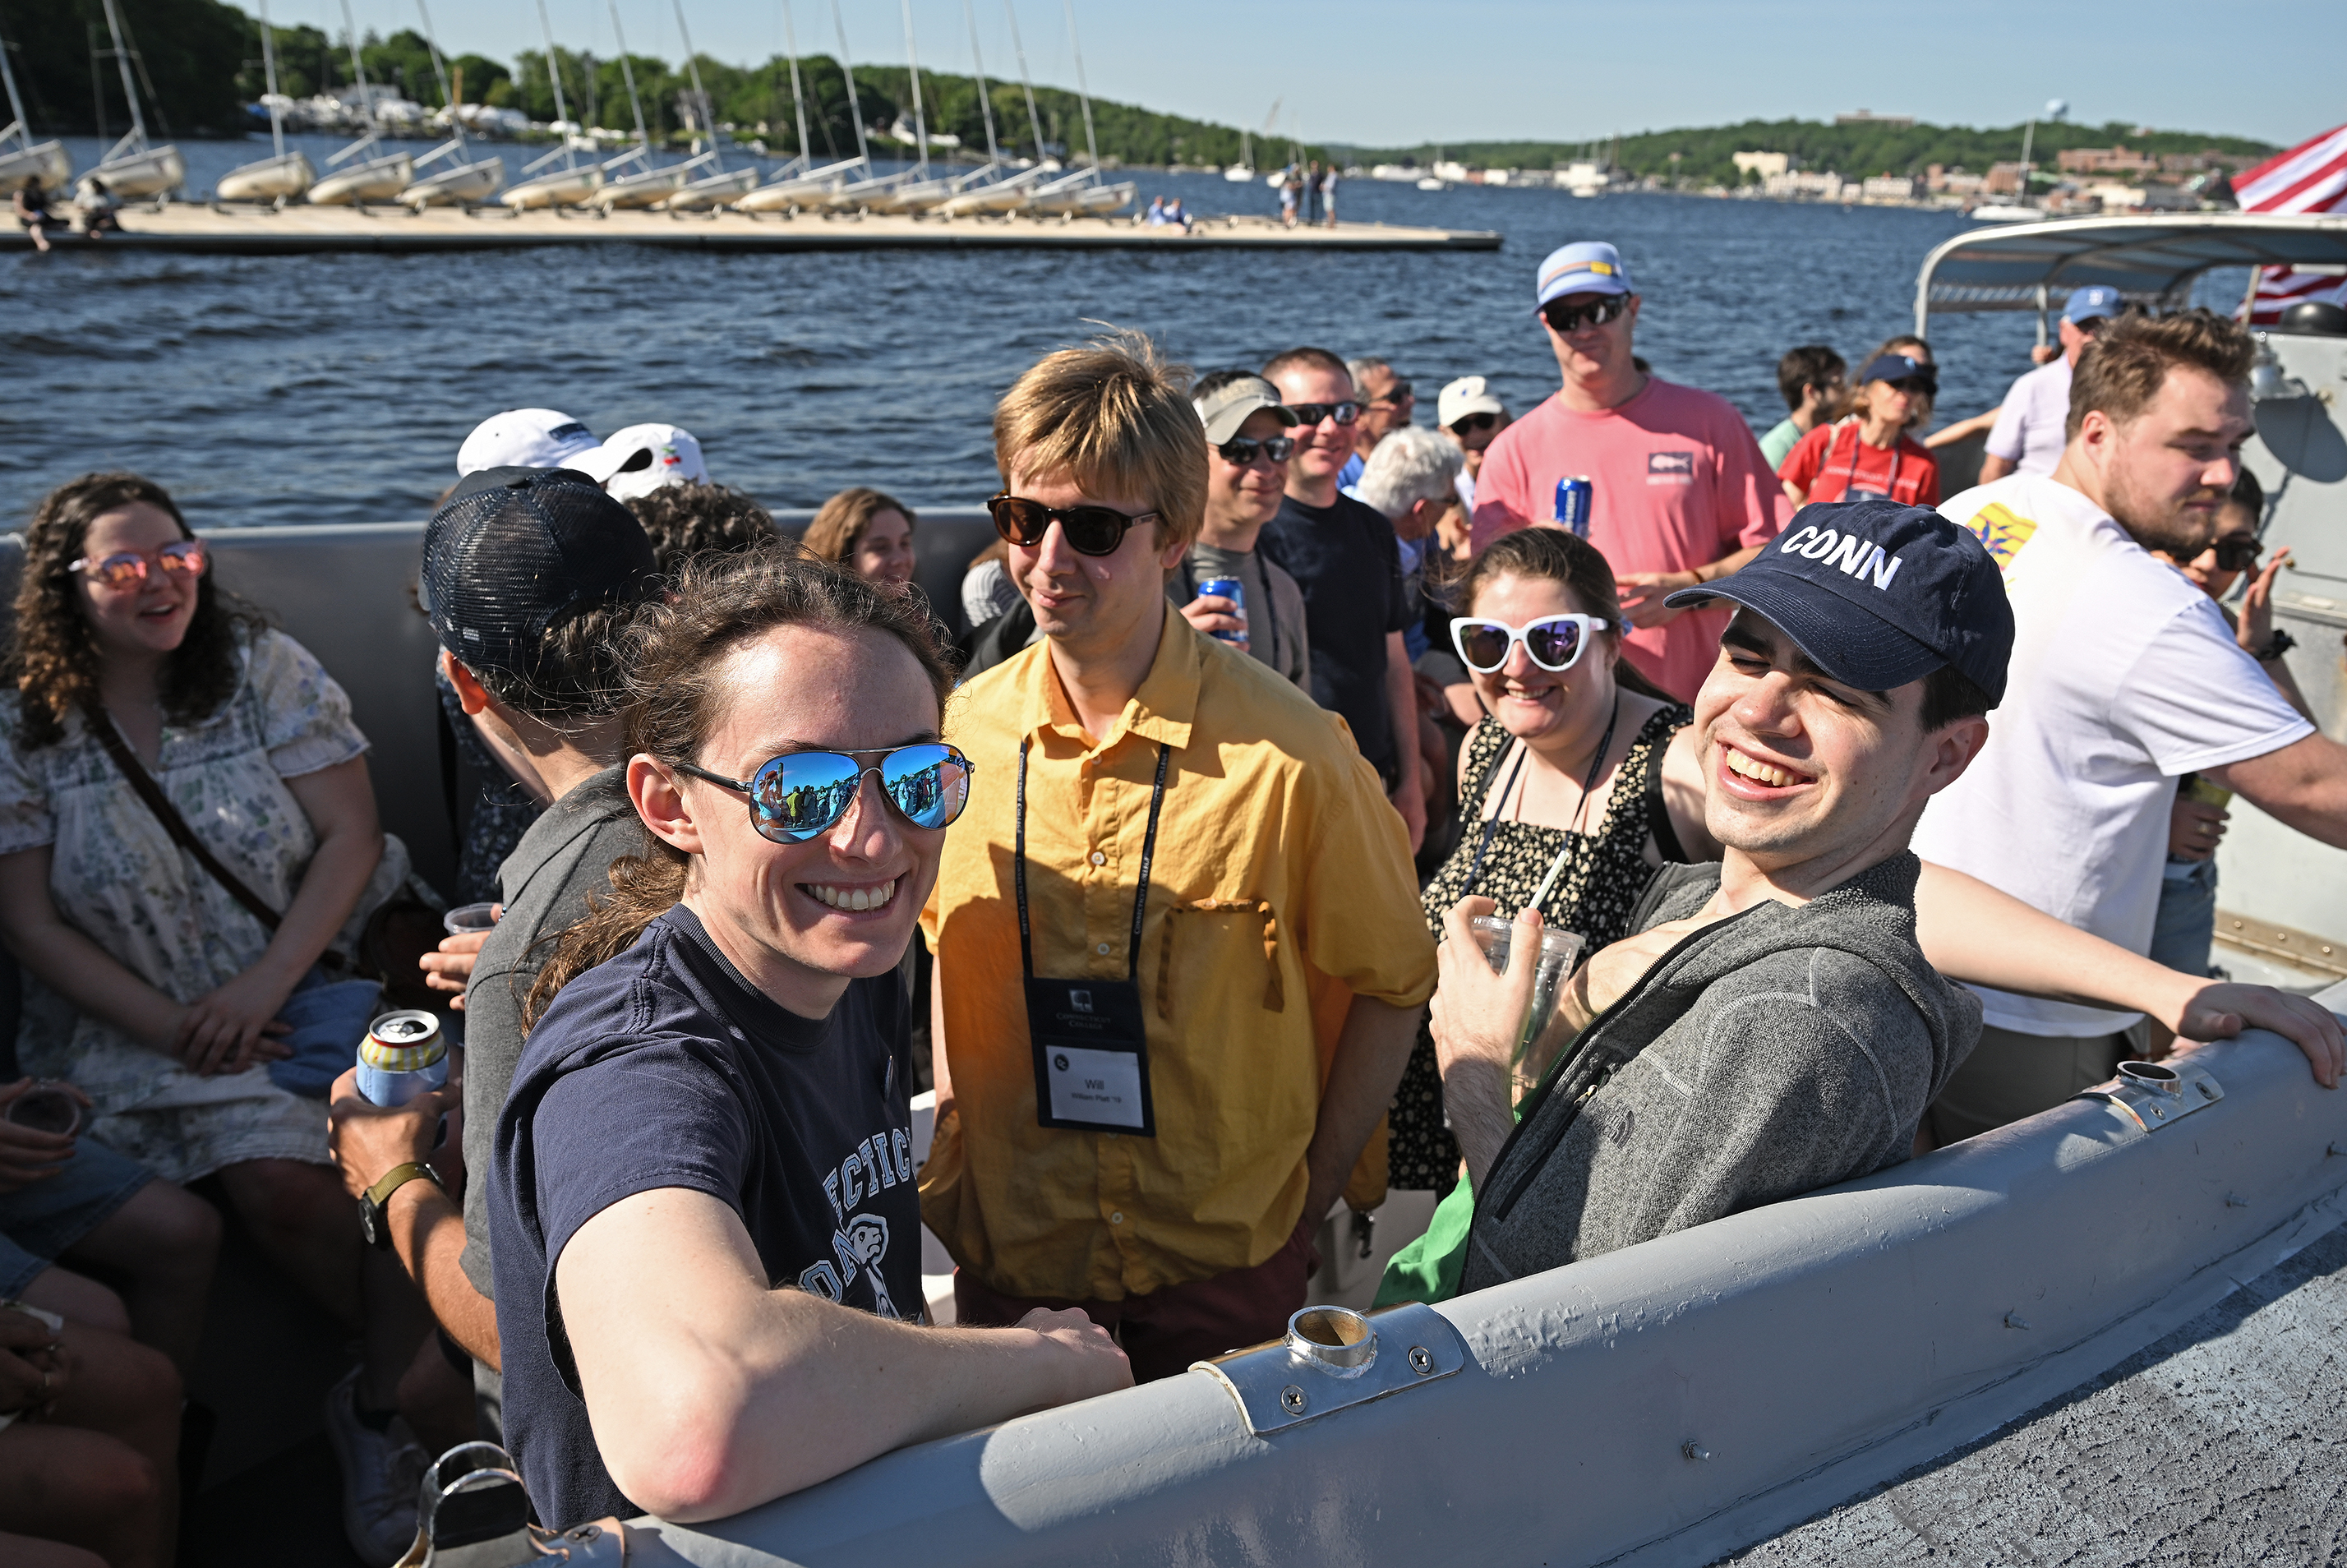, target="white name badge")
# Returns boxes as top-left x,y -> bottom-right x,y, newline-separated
1044,1045 -> 1146,1128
